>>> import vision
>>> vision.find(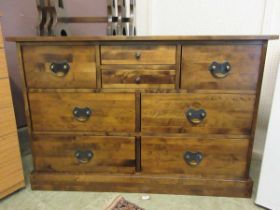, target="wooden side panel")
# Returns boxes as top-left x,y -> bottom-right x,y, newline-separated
33,135 -> 136,173
0,80 -> 24,199
0,25 -> 3,48
142,136 -> 249,179
0,79 -> 13,109
22,45 -> 97,89
142,93 -> 255,135
0,79 -> 17,137
101,45 -> 176,65
0,50 -> 8,78
102,69 -> 176,89
29,92 -> 135,132
0,133 -> 25,199
181,44 -> 262,92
